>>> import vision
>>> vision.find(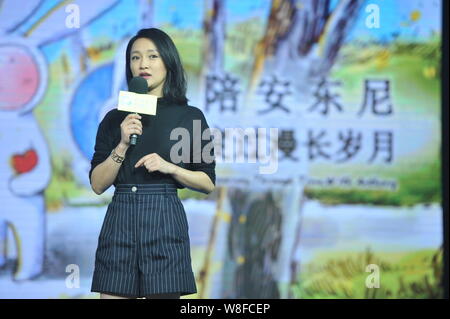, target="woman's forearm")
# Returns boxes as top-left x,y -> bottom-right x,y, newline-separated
170,165 -> 215,194
90,143 -> 129,195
